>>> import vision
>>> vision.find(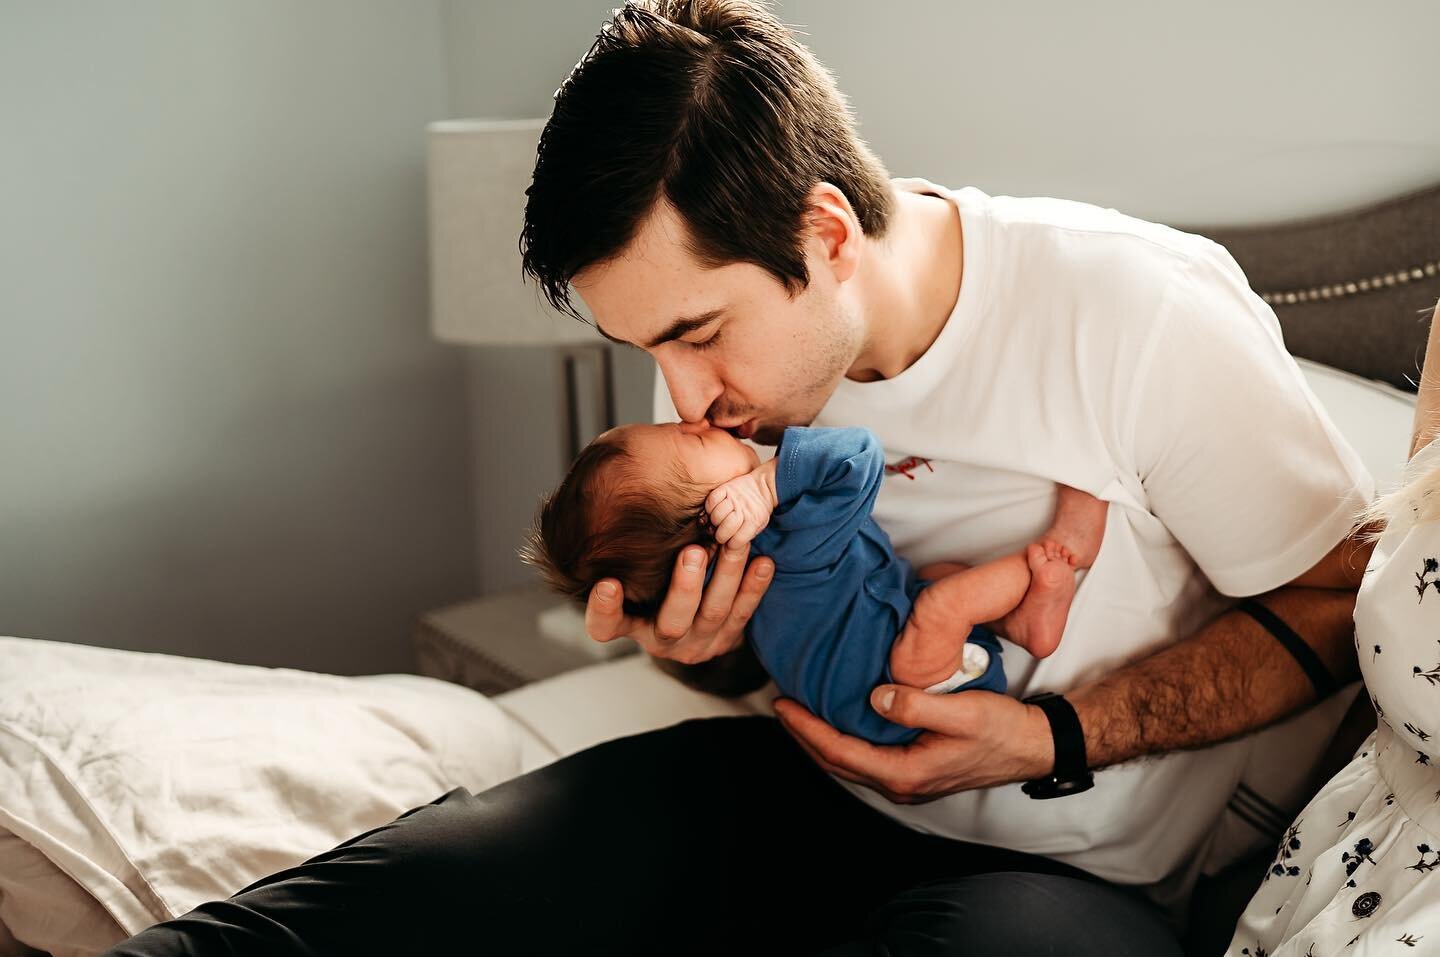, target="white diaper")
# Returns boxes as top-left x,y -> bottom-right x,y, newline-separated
921,642 -> 992,694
